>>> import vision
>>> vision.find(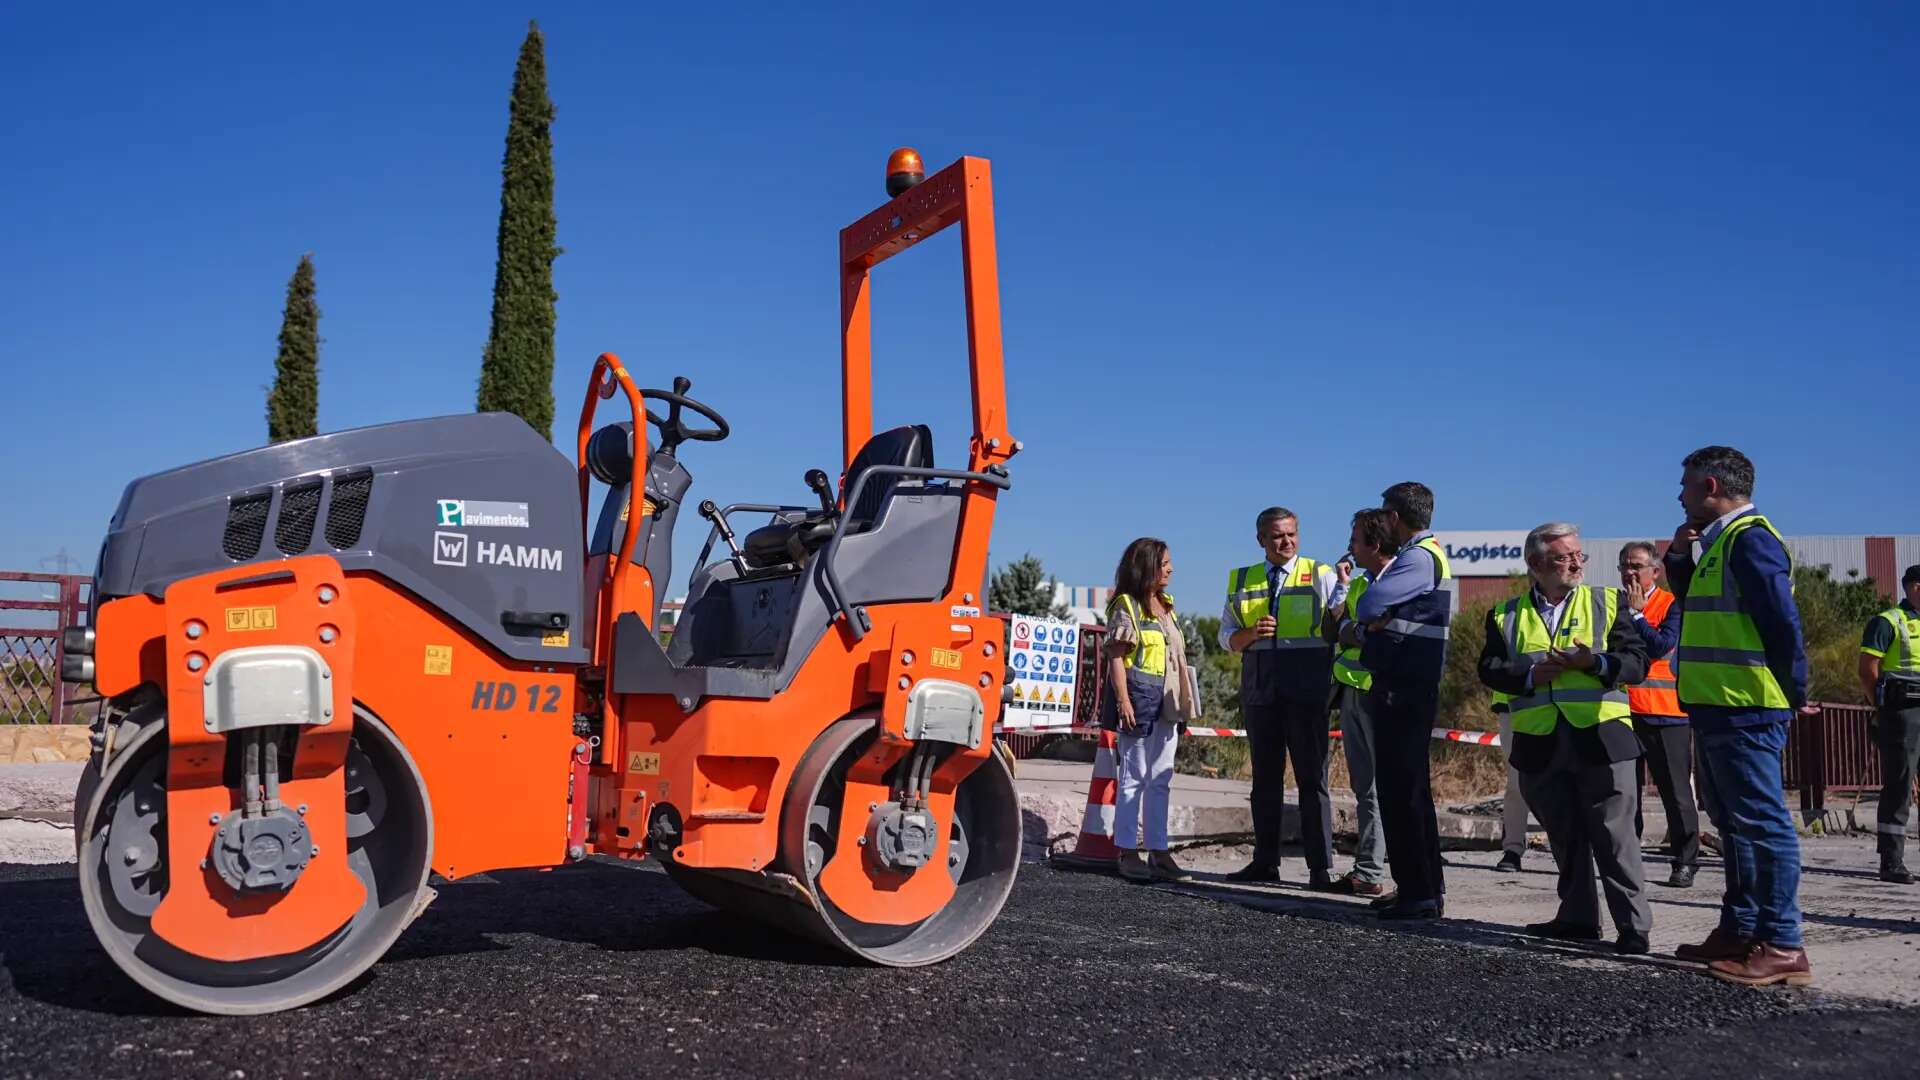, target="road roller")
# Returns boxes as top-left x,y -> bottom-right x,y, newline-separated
64,152 -> 1023,1014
